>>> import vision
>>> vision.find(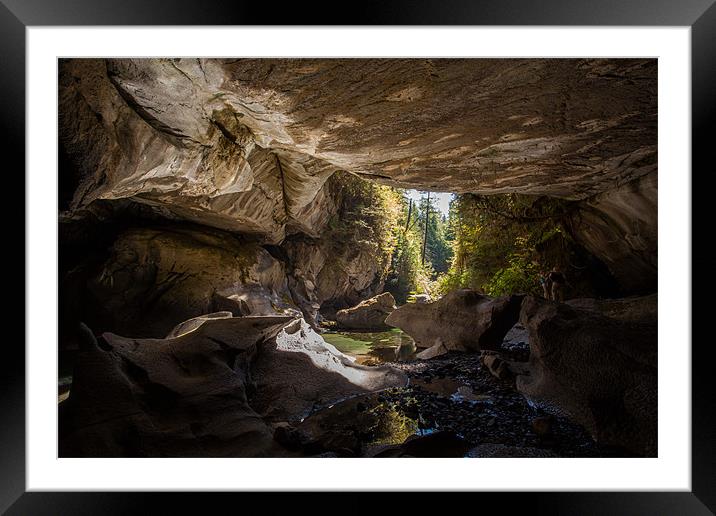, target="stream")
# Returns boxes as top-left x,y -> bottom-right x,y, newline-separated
321,328 -> 417,365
